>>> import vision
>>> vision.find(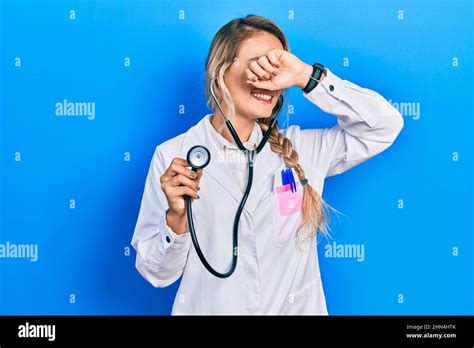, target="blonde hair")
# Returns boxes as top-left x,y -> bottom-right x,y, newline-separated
204,15 -> 337,246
